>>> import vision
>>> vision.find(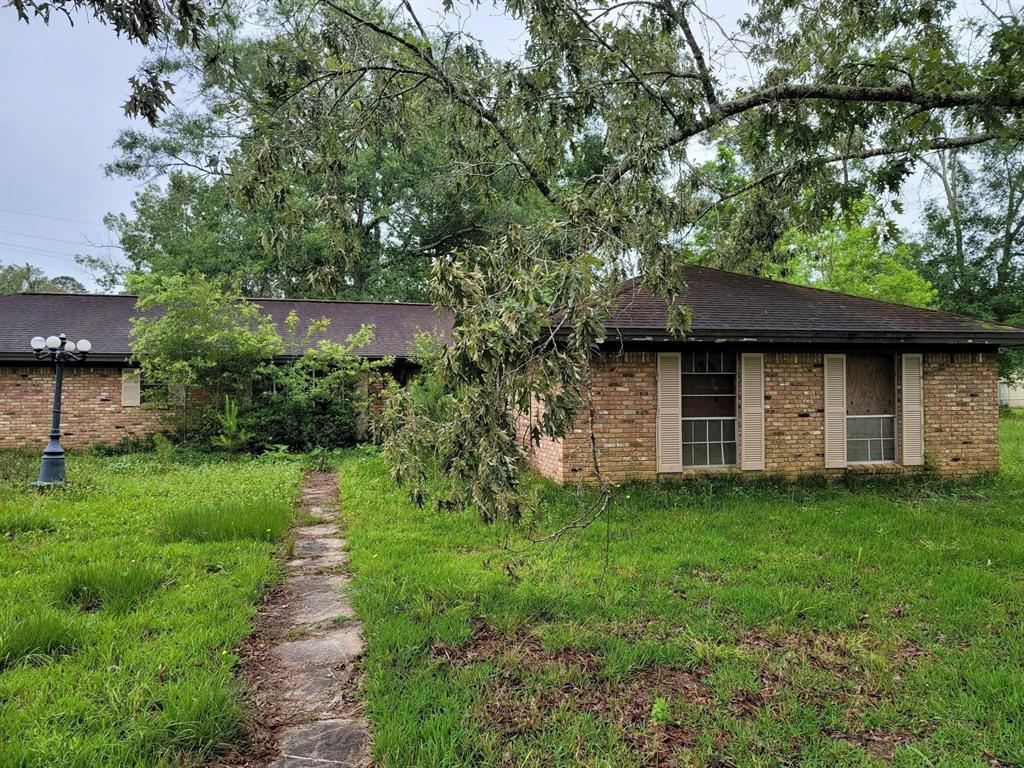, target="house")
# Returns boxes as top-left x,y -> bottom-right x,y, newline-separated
0,292 -> 450,449
1001,381 -> 1024,408
521,265 -> 1024,482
